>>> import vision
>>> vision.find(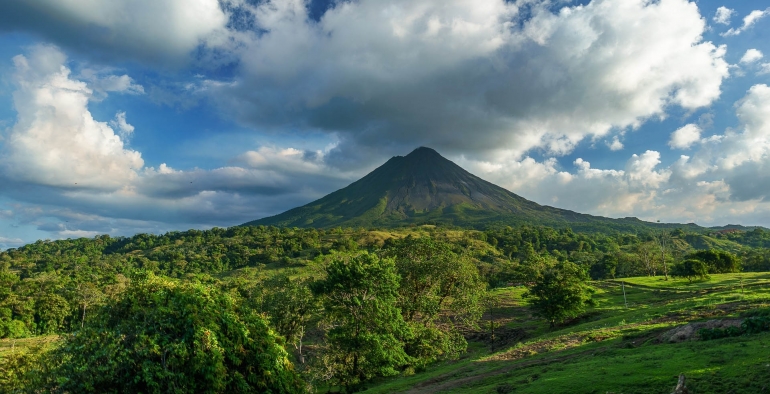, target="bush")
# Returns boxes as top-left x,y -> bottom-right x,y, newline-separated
51,272 -> 304,393
1,320 -> 30,339
671,259 -> 710,282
